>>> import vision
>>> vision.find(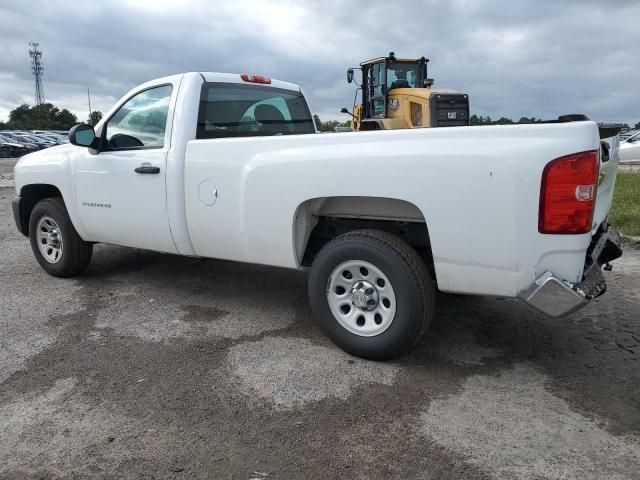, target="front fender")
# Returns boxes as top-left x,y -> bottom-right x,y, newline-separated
14,144 -> 88,239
